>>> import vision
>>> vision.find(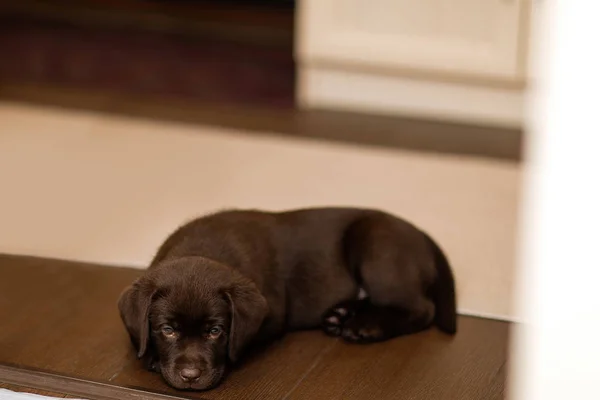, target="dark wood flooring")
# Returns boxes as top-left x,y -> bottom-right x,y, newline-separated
0,0 -> 296,109
0,254 -> 509,399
